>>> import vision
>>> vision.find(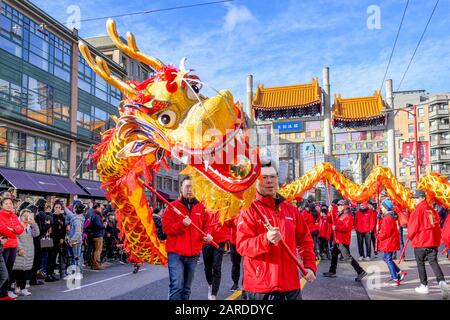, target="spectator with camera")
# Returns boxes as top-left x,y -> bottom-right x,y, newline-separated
26,204 -> 43,286
50,200 -> 67,280
12,209 -> 40,296
65,202 -> 86,279
35,198 -> 56,282
0,197 -> 24,300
